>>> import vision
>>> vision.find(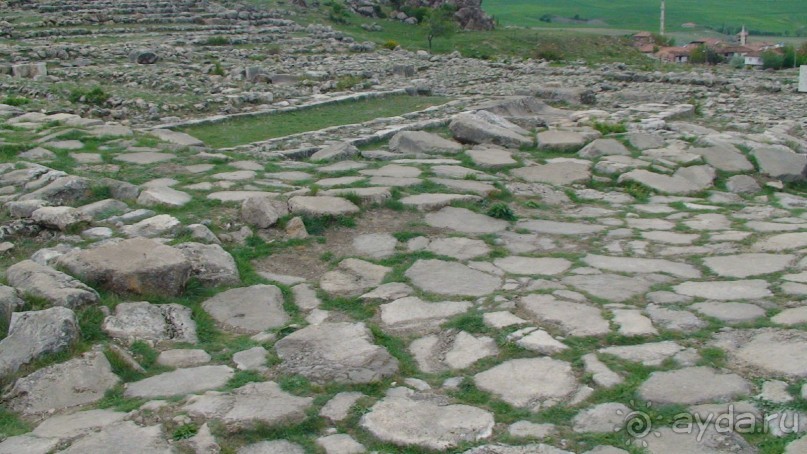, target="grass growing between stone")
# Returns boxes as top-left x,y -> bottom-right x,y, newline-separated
177,95 -> 450,149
